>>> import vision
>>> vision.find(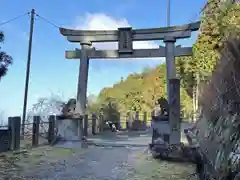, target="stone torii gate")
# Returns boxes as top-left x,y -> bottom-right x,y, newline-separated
59,21 -> 200,144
